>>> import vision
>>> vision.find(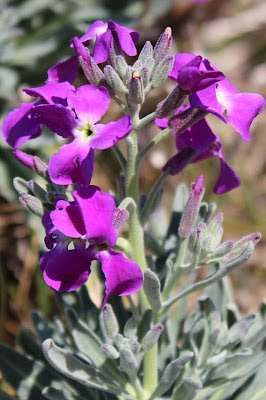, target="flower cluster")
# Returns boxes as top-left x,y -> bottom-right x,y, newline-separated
1,19 -> 265,303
